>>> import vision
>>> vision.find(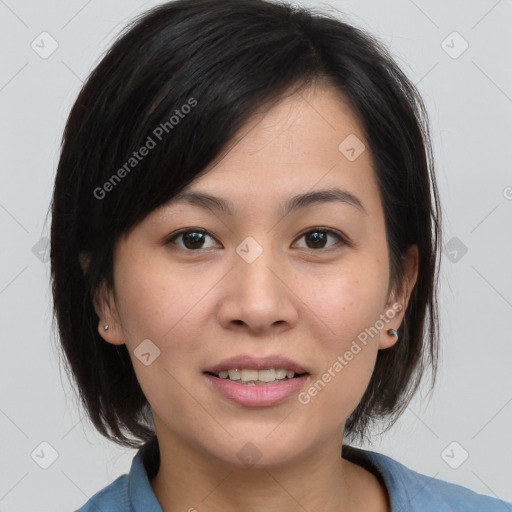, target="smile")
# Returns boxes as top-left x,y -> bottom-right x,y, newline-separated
211,367 -> 303,384
203,370 -> 310,407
